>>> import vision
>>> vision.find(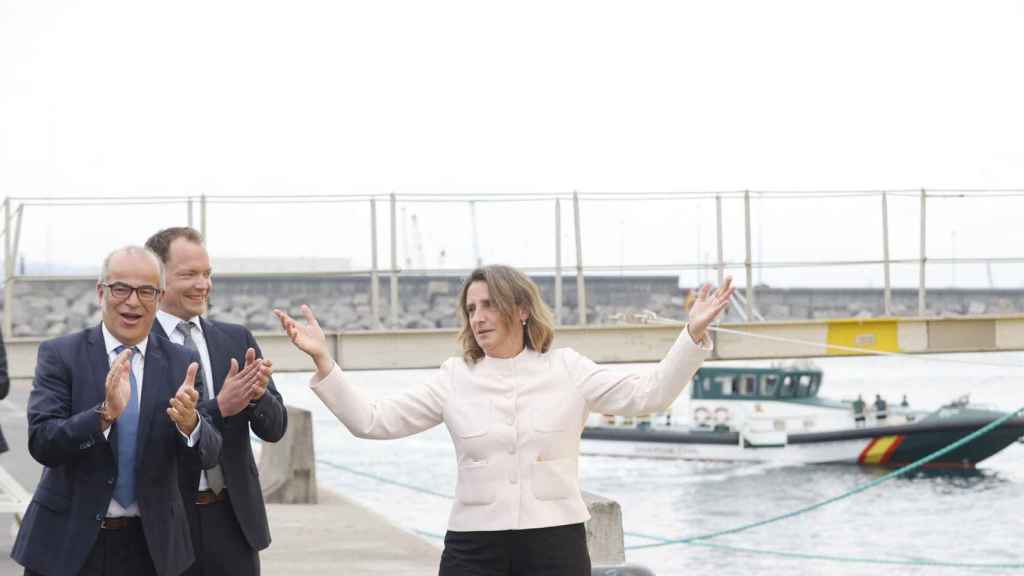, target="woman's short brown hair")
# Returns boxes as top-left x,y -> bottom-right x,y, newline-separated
457,265 -> 555,364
